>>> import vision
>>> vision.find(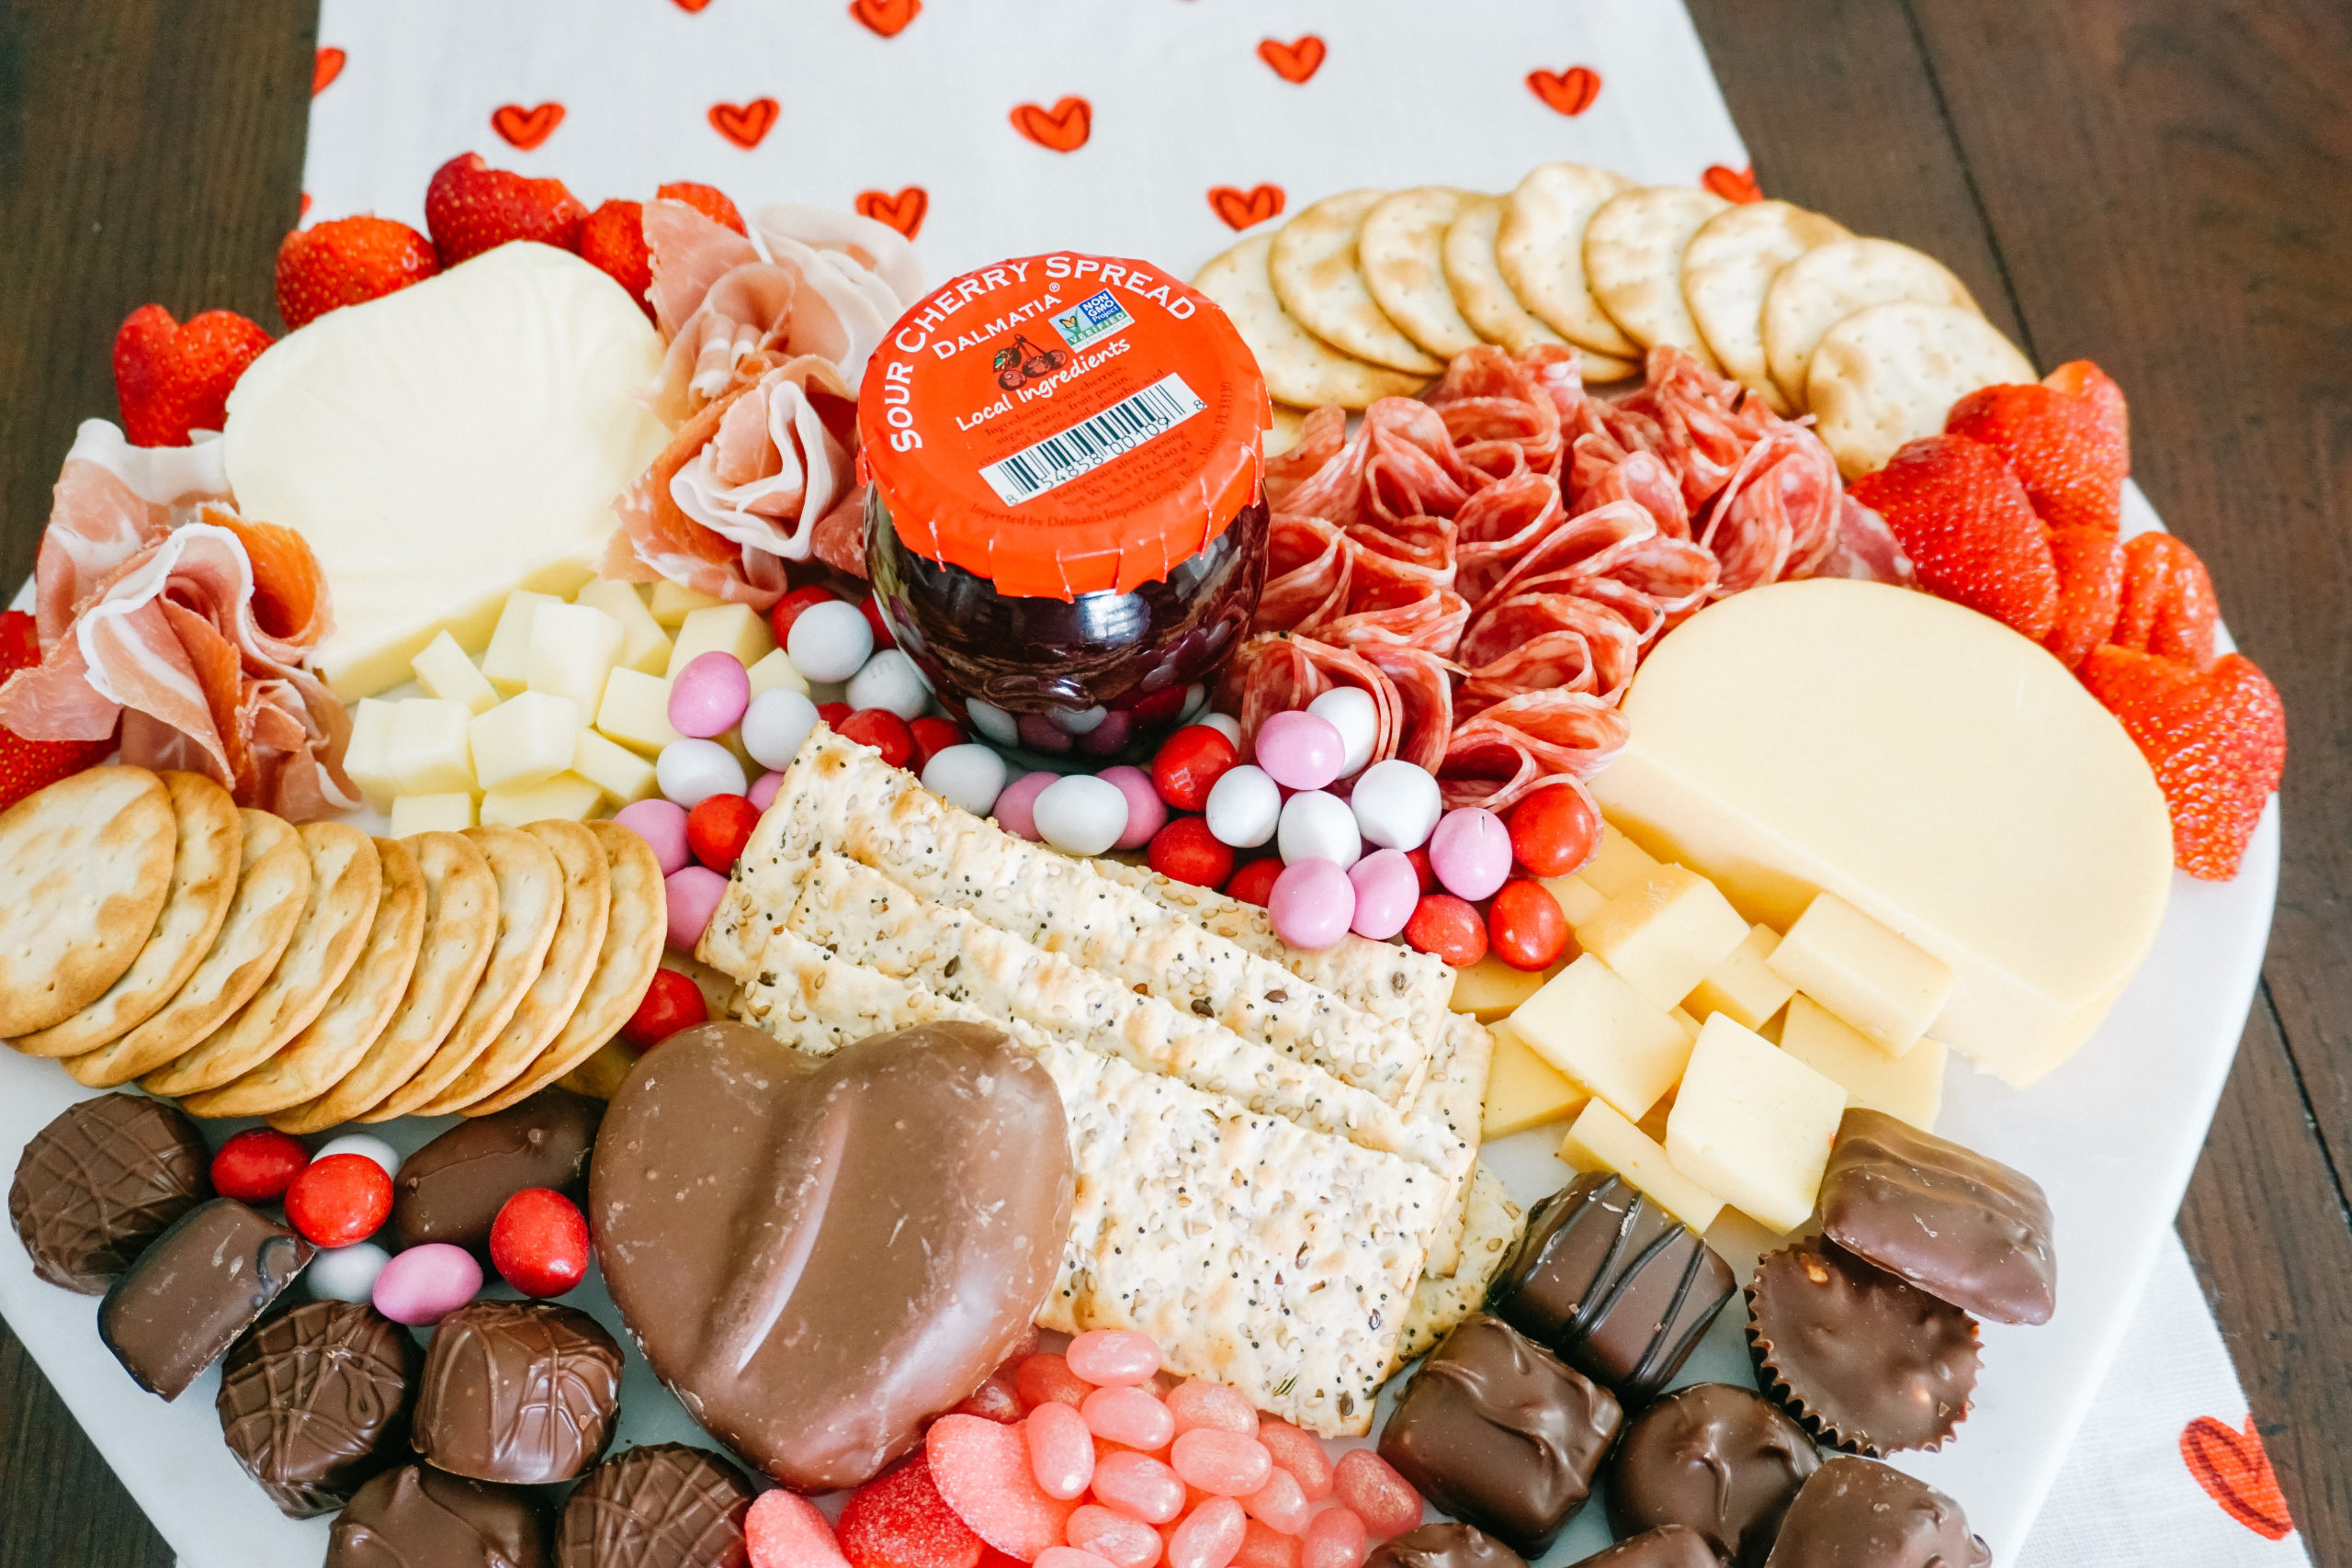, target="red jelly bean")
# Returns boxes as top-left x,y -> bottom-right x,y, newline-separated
685,792 -> 763,871
748,1489 -> 854,1568
1067,1505 -> 1161,1568
770,584 -> 842,645
1015,1353 -> 1093,1411
1068,1327 -> 1163,1386
1170,1431 -> 1272,1498
1330,1453 -> 1420,1541
1167,1499 -> 1246,1568
621,966 -> 708,1051
488,1188 -> 591,1298
910,716 -> 967,772
956,1370 -> 1025,1425
1225,858 -> 1283,908
1091,1451 -> 1186,1525
819,701 -> 854,728
1026,1401 -> 1096,1501
1300,1509 -> 1367,1568
839,1452 -> 984,1568
1236,1519 -> 1302,1568
1147,817 -> 1235,890
1253,1422 -> 1332,1503
1151,726 -> 1239,812
839,707 -> 916,768
209,1127 -> 309,1204
1166,1381 -> 1257,1437
1242,1470 -> 1311,1536
1083,1385 -> 1176,1452
283,1152 -> 391,1248
927,1414 -> 1080,1560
